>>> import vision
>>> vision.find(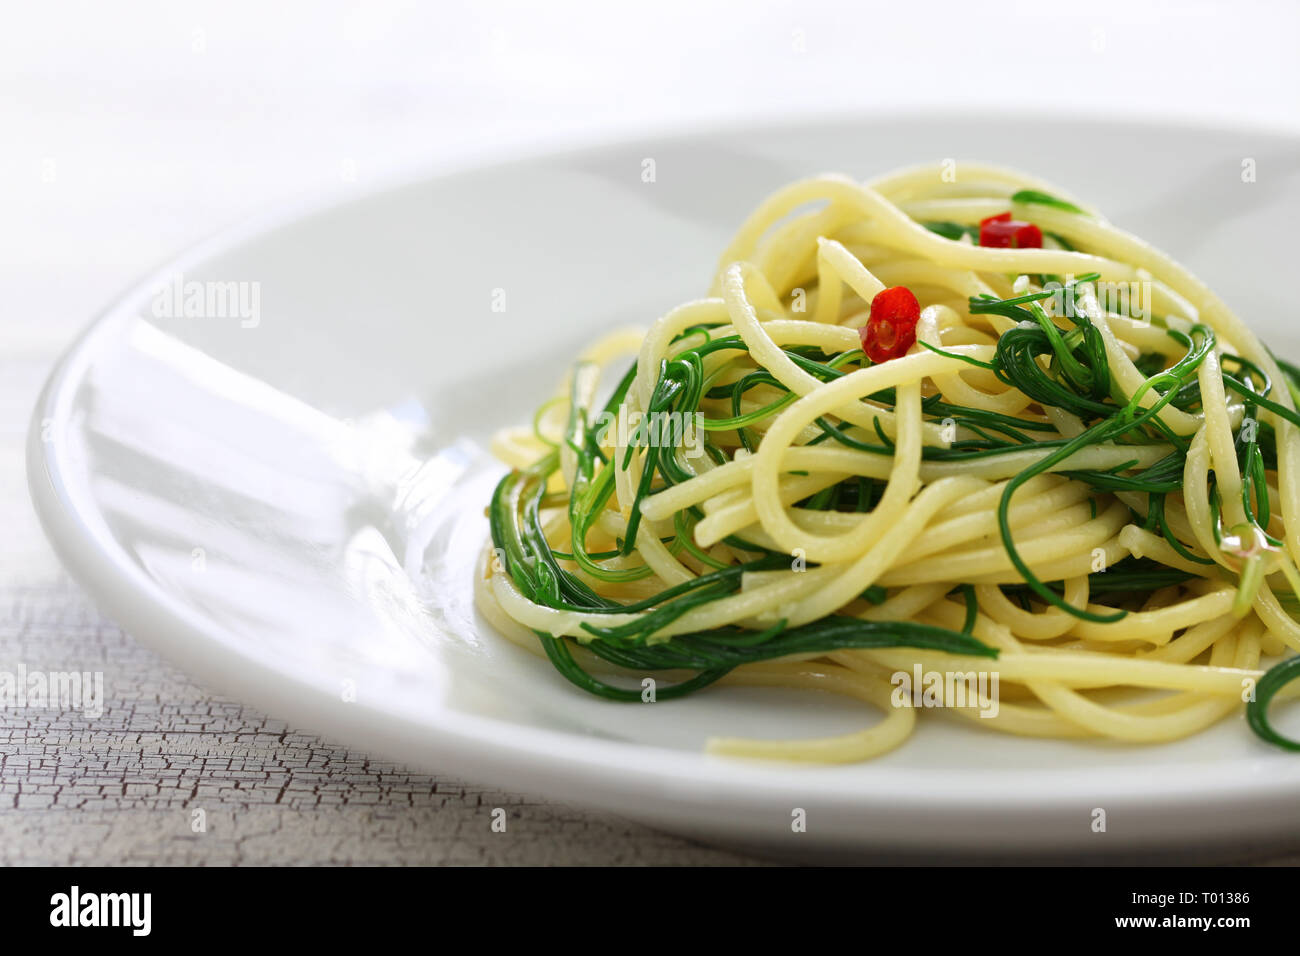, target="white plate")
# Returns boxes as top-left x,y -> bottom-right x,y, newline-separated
28,115 -> 1300,858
